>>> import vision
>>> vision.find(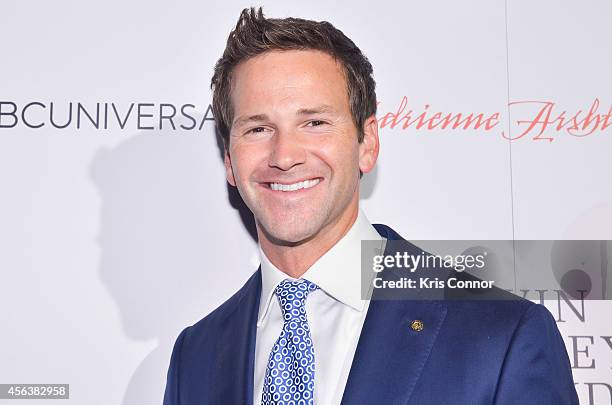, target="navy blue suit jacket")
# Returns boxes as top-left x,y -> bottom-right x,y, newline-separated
163,224 -> 579,405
